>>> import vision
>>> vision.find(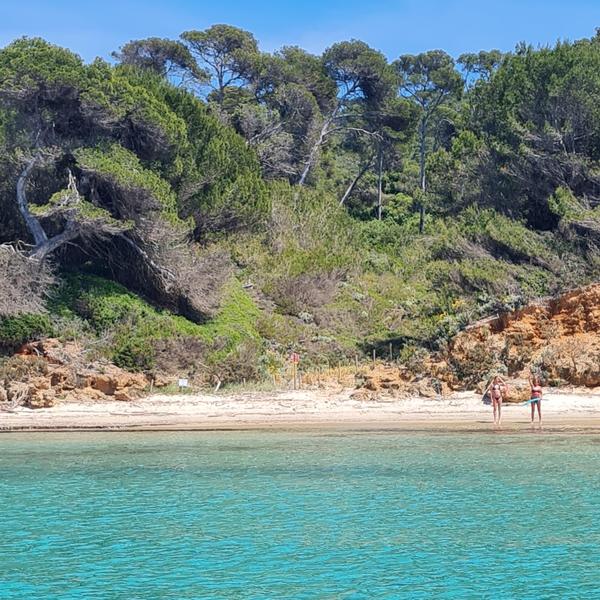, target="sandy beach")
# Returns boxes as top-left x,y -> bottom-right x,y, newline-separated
1,387 -> 600,432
